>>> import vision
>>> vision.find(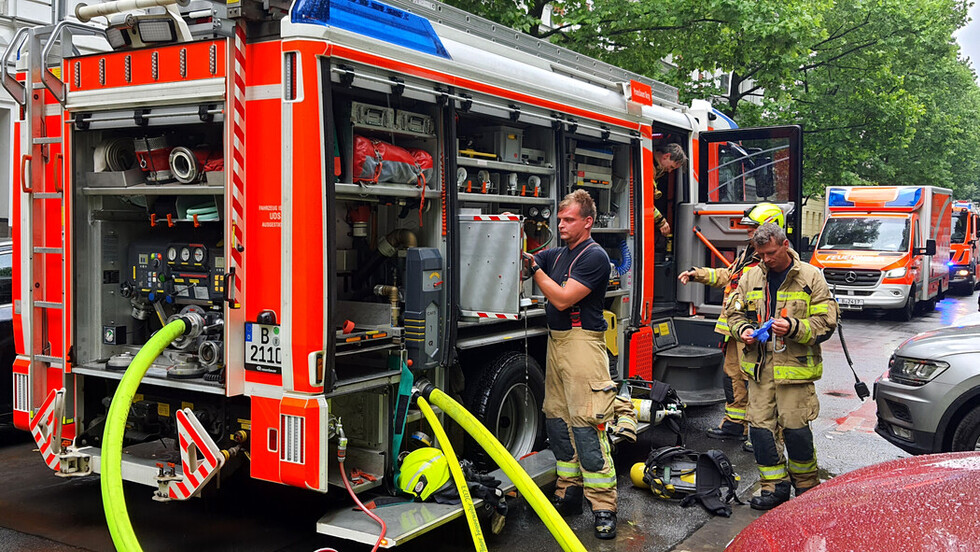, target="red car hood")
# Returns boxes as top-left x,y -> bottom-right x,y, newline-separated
727,452 -> 980,552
